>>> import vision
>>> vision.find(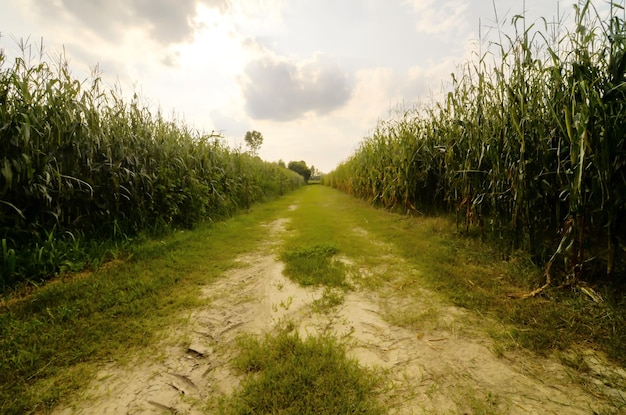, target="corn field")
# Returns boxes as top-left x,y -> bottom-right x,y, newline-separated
326,1 -> 626,284
0,42 -> 303,288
